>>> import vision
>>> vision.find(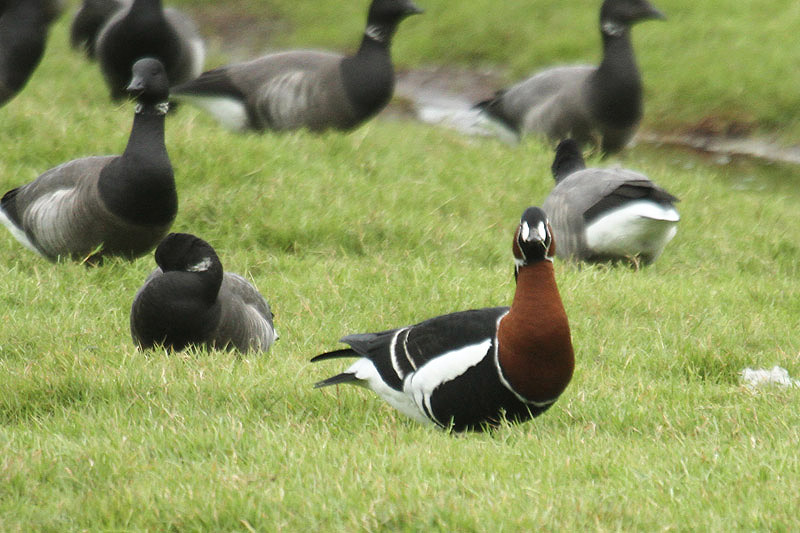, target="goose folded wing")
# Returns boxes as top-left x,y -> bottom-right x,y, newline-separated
212,272 -> 275,352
